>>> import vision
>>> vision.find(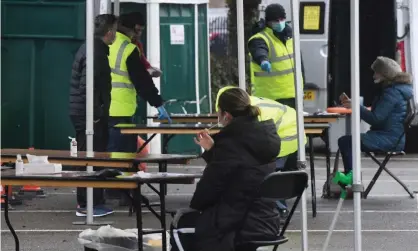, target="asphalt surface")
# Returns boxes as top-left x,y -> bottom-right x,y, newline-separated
2,156 -> 418,251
